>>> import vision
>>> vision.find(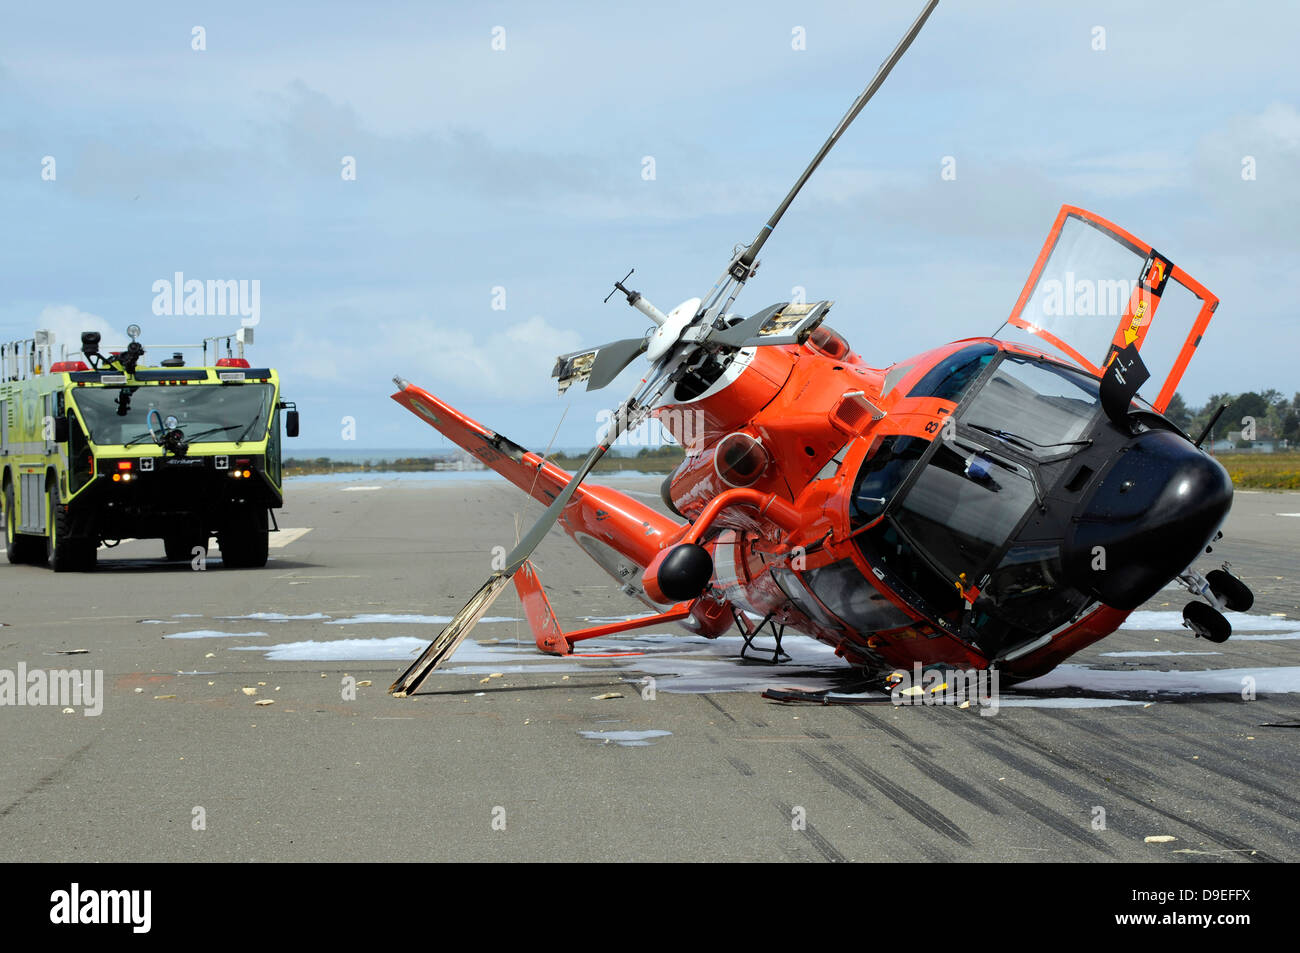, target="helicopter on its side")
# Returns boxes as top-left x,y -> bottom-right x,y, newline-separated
387,0 -> 1250,697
